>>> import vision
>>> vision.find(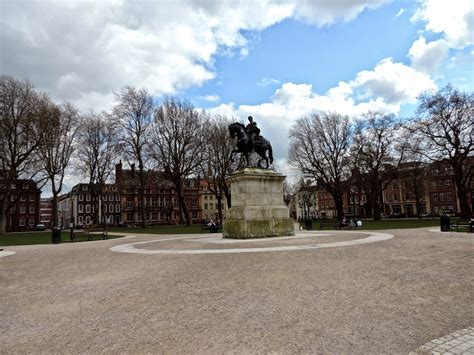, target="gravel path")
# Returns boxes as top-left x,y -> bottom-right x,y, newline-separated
1,228 -> 472,353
